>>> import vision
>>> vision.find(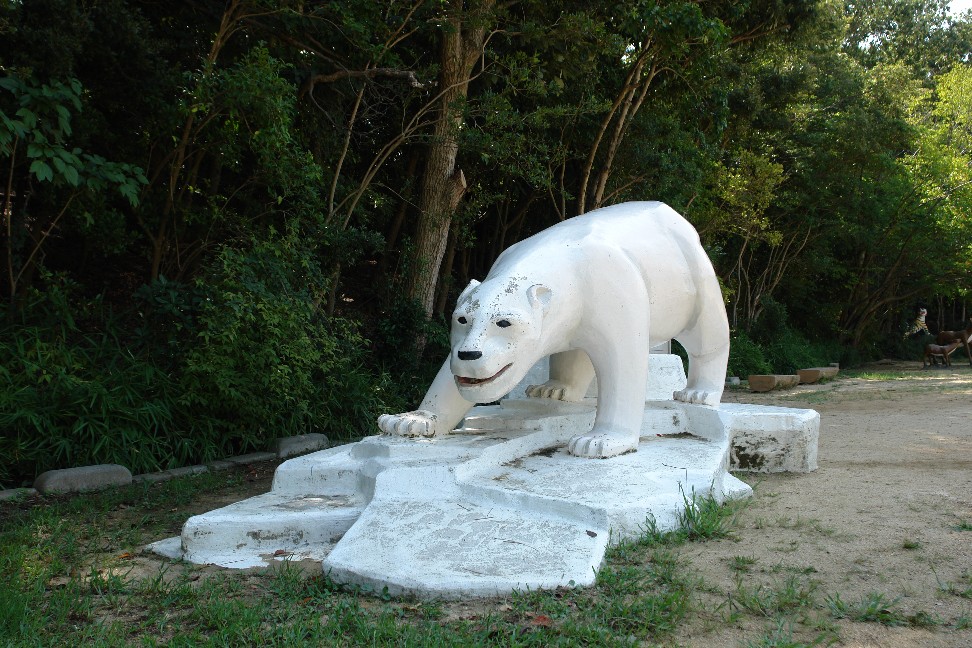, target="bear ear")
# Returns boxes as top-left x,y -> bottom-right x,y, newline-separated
456,279 -> 481,306
527,284 -> 552,314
